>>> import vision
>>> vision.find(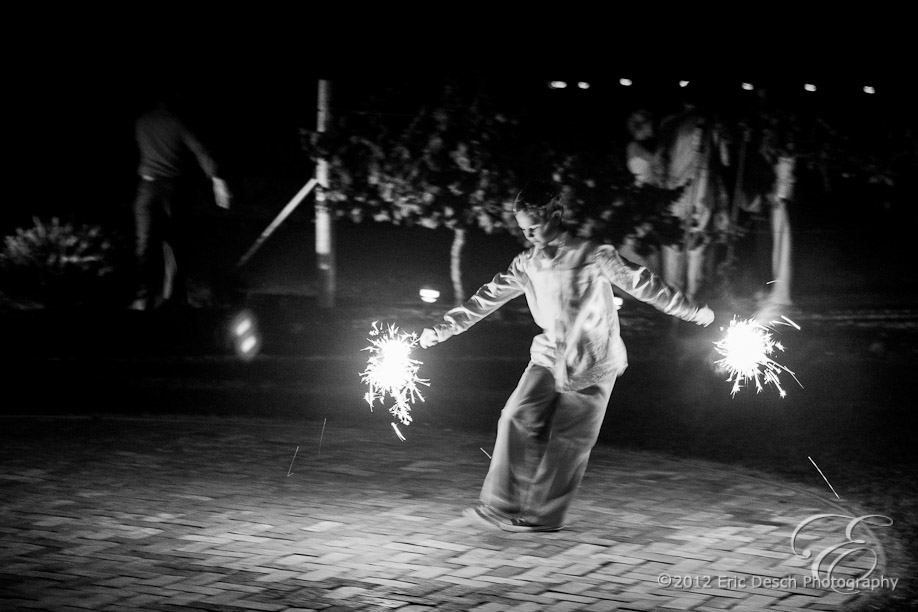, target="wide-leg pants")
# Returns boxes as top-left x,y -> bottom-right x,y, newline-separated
133,177 -> 188,309
480,362 -> 616,526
